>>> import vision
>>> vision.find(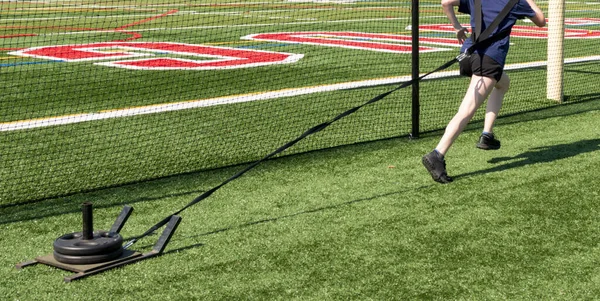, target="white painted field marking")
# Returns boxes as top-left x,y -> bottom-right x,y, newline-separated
2,55 -> 600,132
